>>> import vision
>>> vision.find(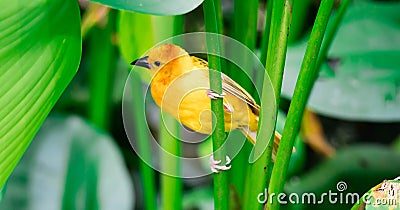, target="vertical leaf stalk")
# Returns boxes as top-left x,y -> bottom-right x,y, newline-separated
259,0 -> 273,66
316,0 -> 351,72
160,113 -> 182,210
131,72 -> 157,210
244,0 -> 293,209
203,0 -> 228,209
288,0 -> 313,43
88,10 -> 116,130
229,0 -> 259,202
231,0 -> 259,94
267,1 -> 335,209
160,15 -> 184,210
